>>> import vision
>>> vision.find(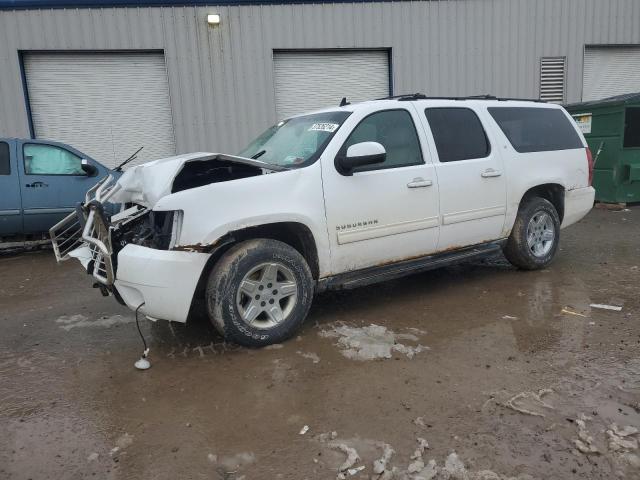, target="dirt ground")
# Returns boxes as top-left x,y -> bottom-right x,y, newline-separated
1,207 -> 639,480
